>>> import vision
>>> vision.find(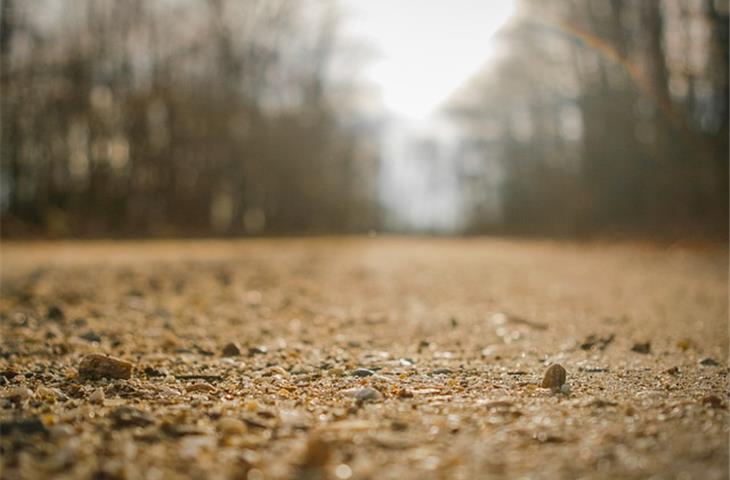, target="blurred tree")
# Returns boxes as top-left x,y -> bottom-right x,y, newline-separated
0,0 -> 380,237
448,0 -> 728,239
